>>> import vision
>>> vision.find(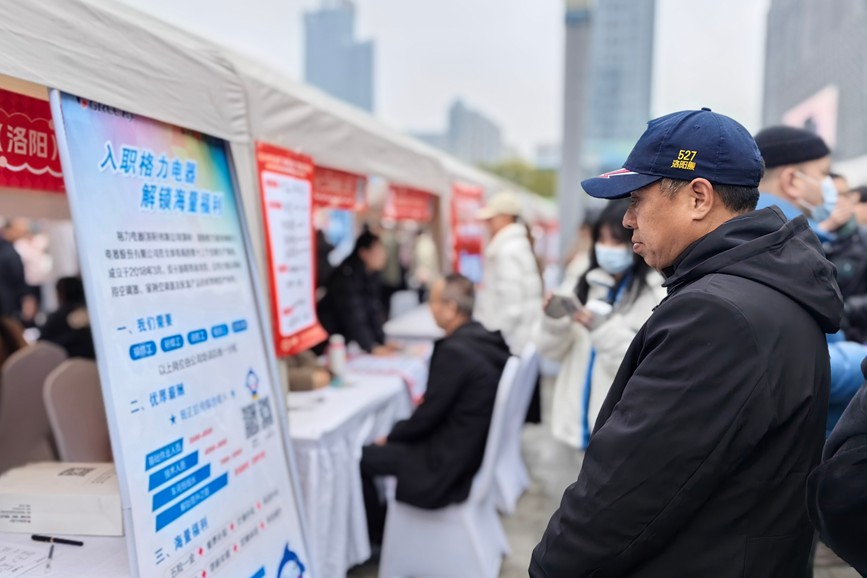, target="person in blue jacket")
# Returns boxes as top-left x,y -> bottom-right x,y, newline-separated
754,125 -> 865,435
